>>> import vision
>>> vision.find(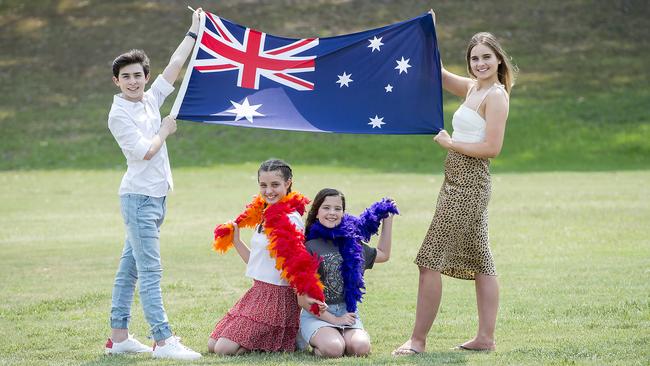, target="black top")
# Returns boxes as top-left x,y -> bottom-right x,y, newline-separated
305,237 -> 377,305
